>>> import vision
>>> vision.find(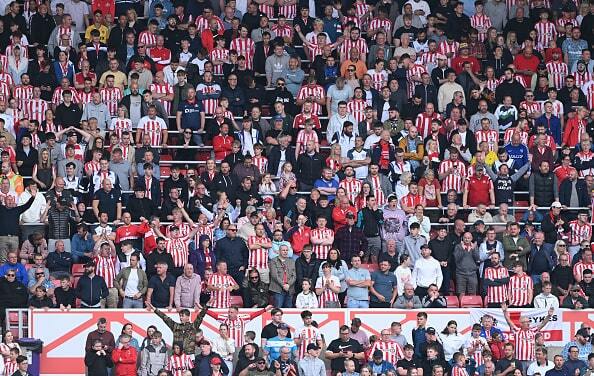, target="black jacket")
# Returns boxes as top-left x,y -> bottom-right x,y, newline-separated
55,103 -> 83,128
29,13 -> 56,46
145,249 -> 175,281
414,84 -> 438,107
253,42 -> 274,74
126,197 -> 158,222
0,278 -> 28,315
496,79 -> 526,108
268,145 -> 296,176
46,250 -> 73,274
76,274 -> 108,307
85,349 -> 114,376
295,253 -> 321,293
541,212 -> 569,245
296,152 -> 325,186
559,178 -> 590,208
214,236 -> 249,275
220,85 -> 246,116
